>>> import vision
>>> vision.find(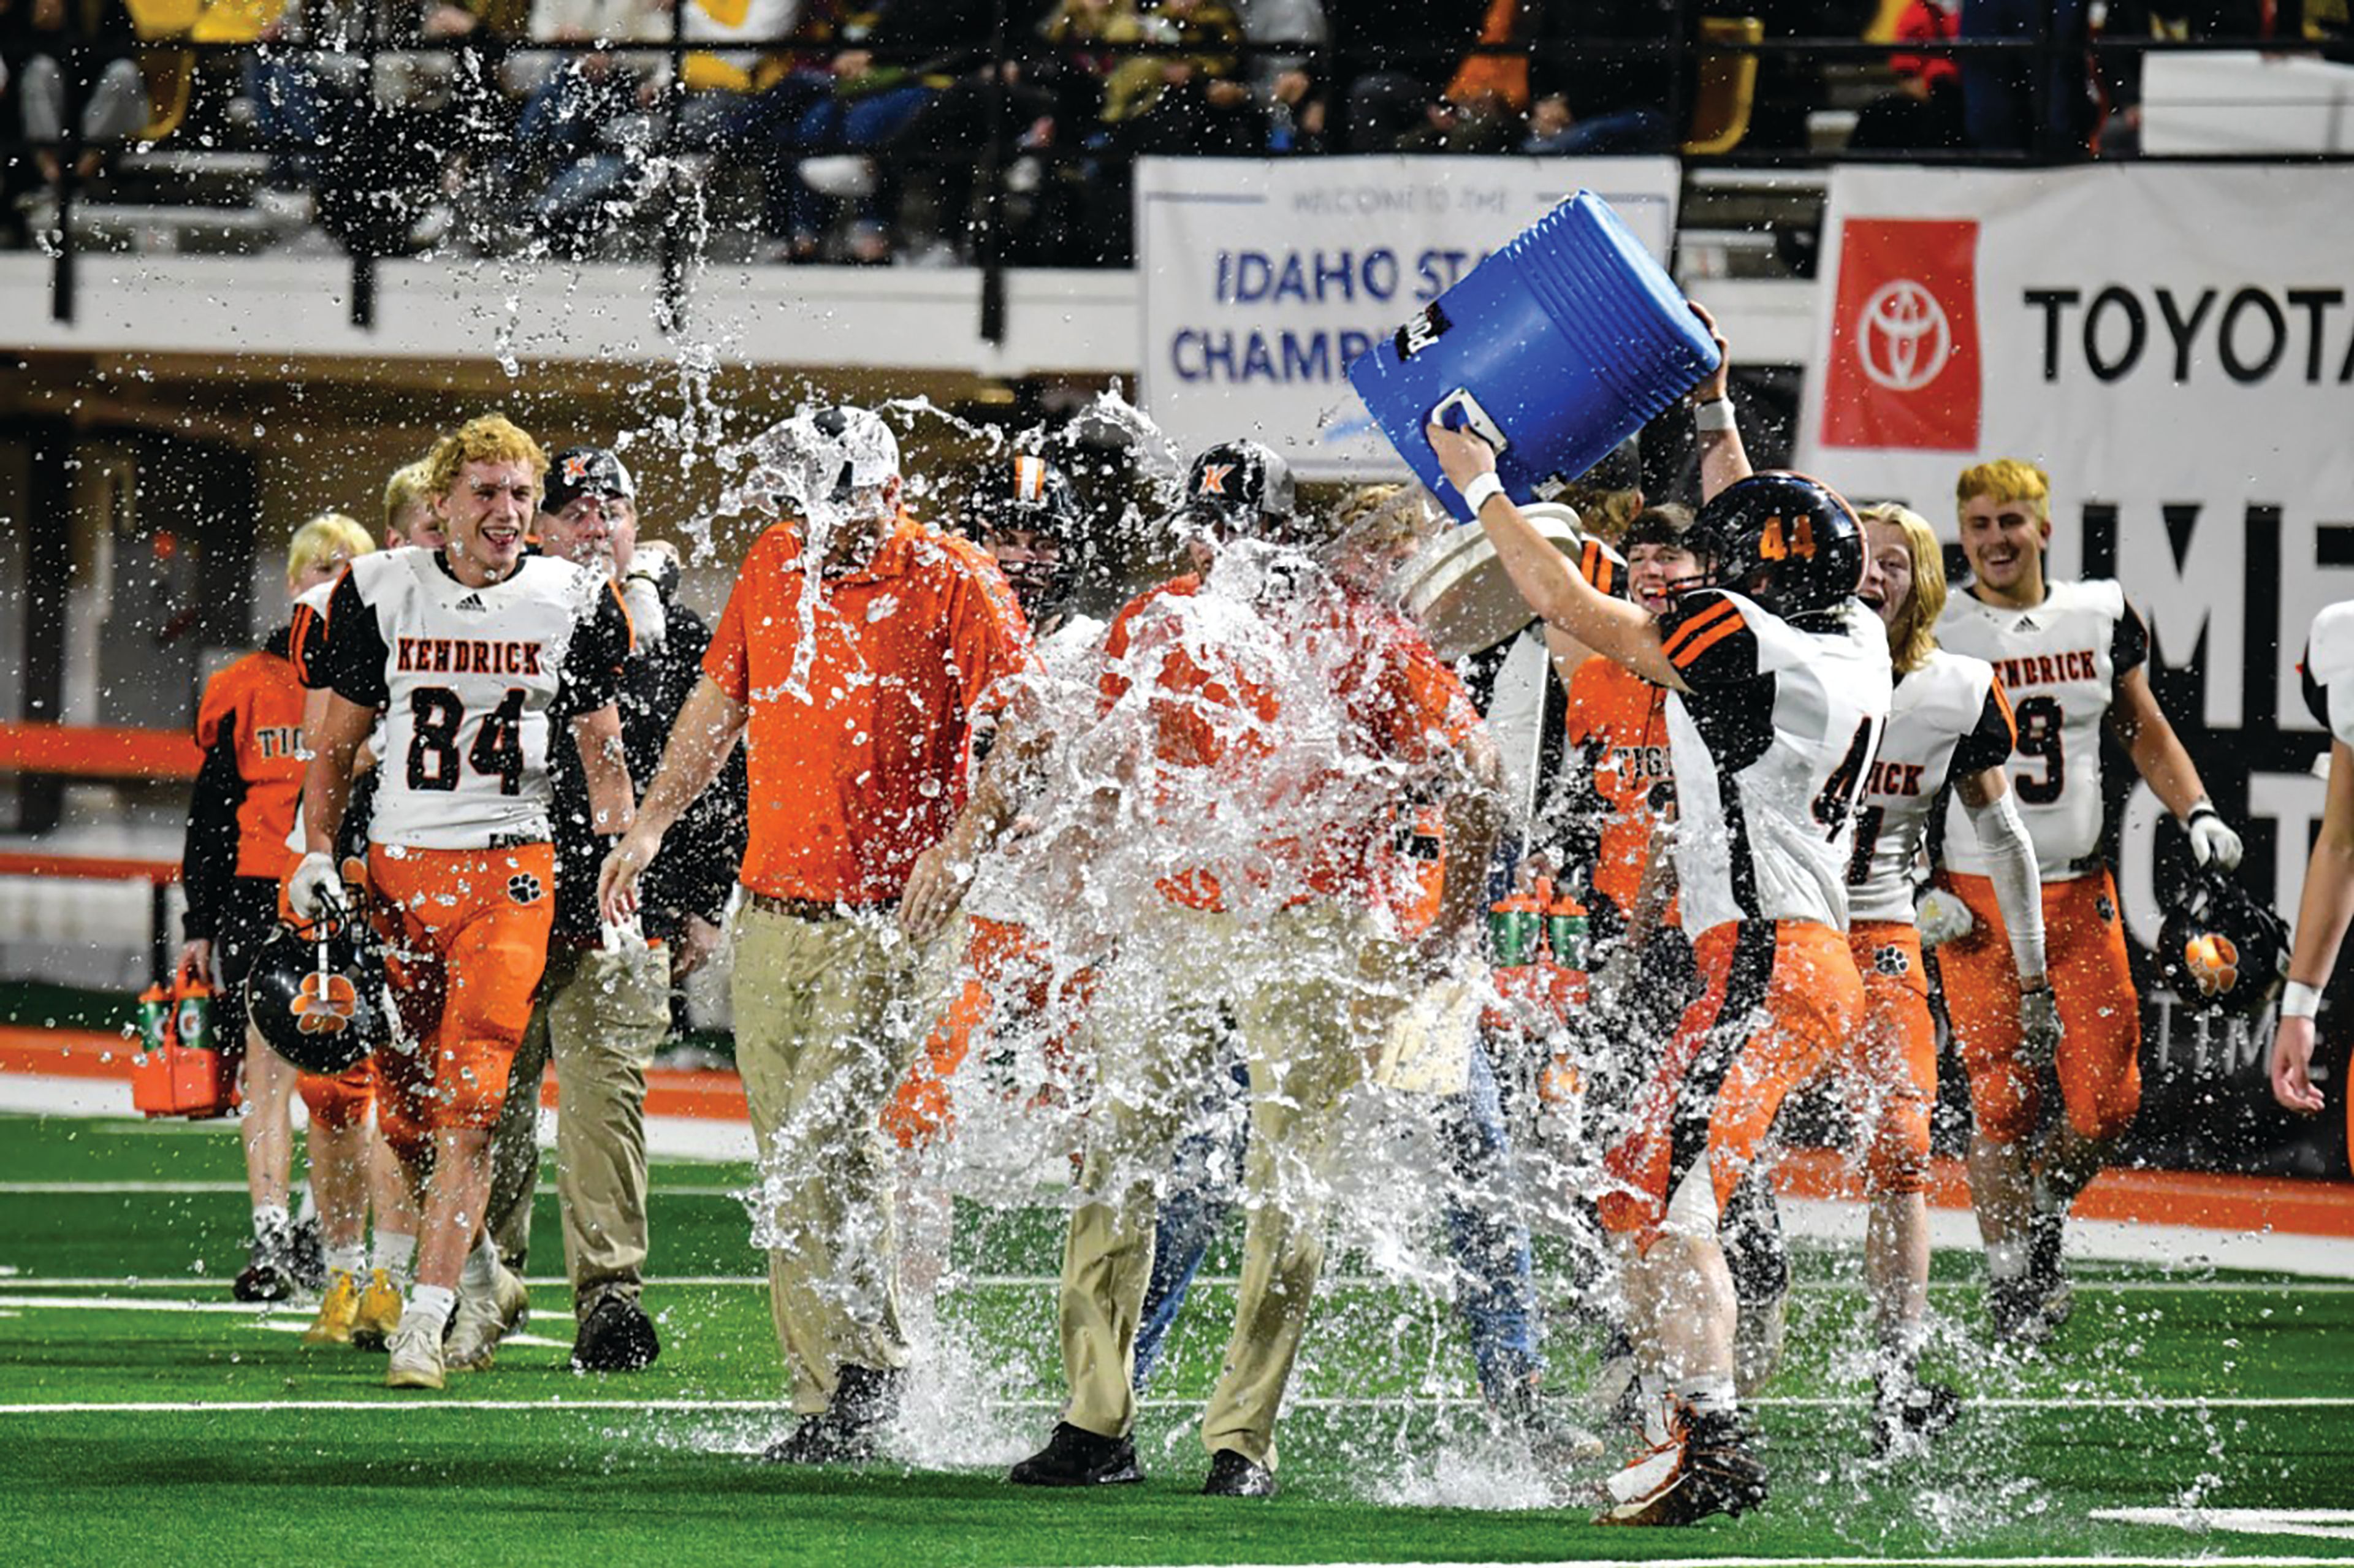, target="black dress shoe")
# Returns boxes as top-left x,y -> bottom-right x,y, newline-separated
1202,1449 -> 1276,1498
760,1365 -> 903,1464
1008,1421 -> 1143,1486
570,1291 -> 661,1373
